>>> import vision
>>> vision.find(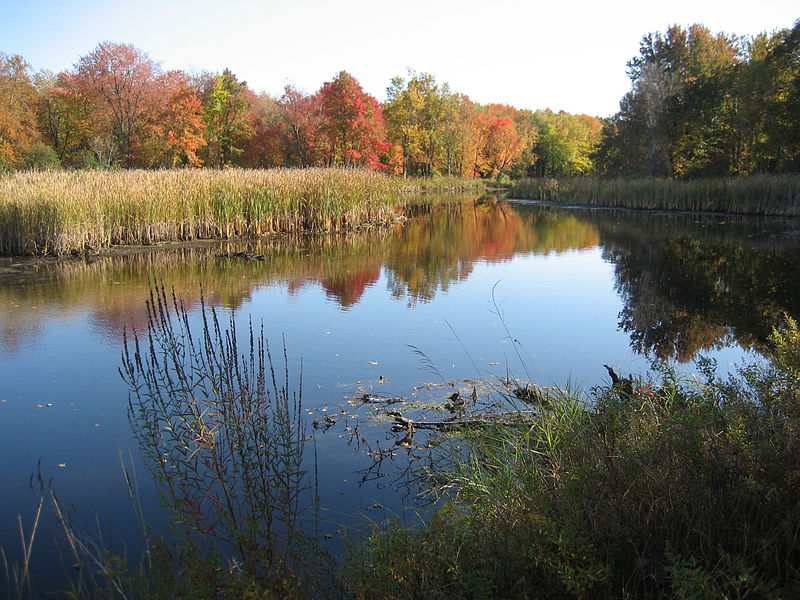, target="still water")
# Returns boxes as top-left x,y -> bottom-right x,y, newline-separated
1,197 -> 799,587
